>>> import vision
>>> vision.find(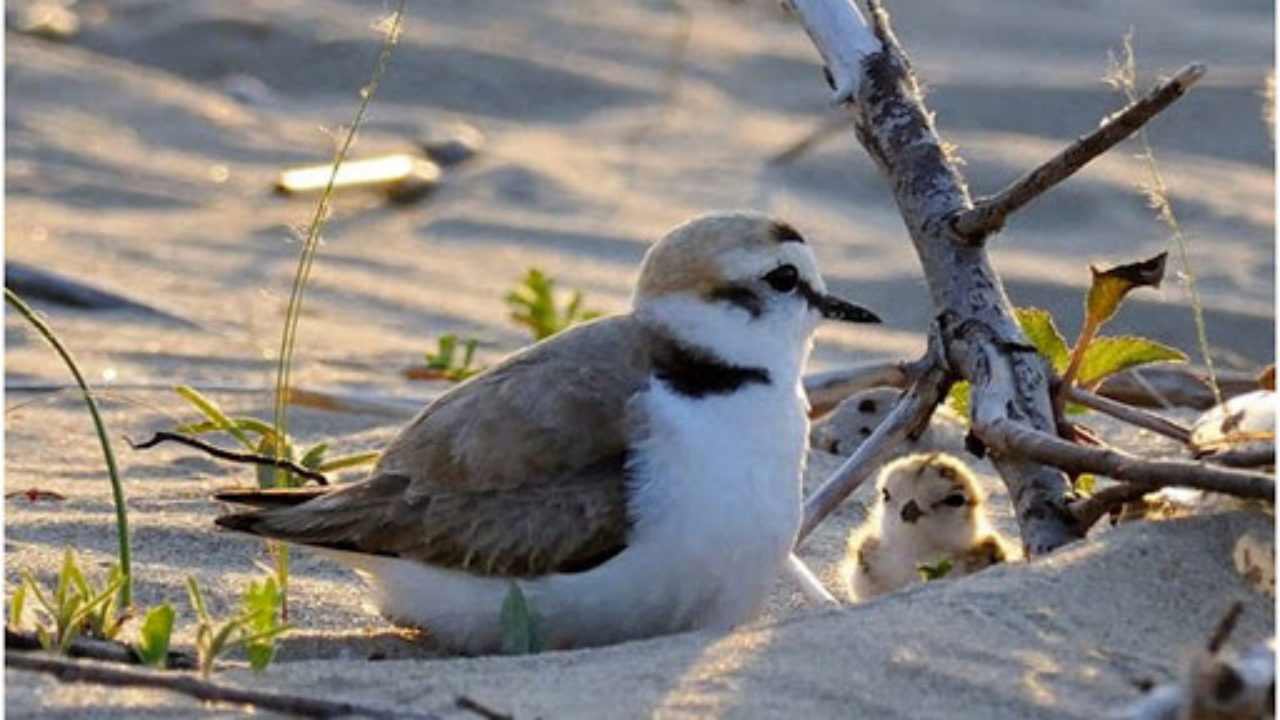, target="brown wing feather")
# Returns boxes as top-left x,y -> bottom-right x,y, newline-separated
216,316 -> 653,577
